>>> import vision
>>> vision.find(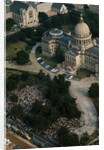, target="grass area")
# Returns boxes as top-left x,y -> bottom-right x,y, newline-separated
61,24 -> 75,31
41,56 -> 57,68
6,69 -> 22,78
76,68 -> 92,79
6,41 -> 27,60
